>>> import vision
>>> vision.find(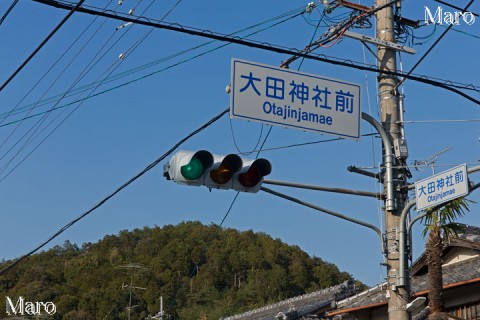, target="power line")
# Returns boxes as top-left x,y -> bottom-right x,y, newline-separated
0,6 -> 304,122
0,107 -> 229,275
355,162 -> 480,171
0,0 -> 85,92
238,132 -> 378,154
0,0 -> 20,27
0,8 -> 305,131
123,0 -> 184,60
432,0 -> 479,17
229,7 -> 317,157
0,0 -> 181,181
0,0 -> 190,182
445,24 -> 480,41
33,0 -> 480,105
281,0 -> 394,67
394,0 -> 476,91
0,5 -> 108,127
0,0 -> 117,170
403,119 -> 480,124
0,1 -> 121,179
